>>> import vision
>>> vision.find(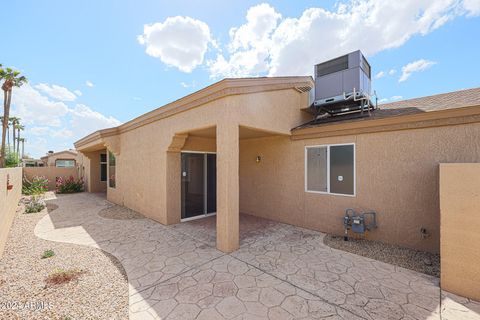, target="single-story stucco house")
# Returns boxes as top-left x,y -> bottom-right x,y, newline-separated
74,75 -> 480,254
